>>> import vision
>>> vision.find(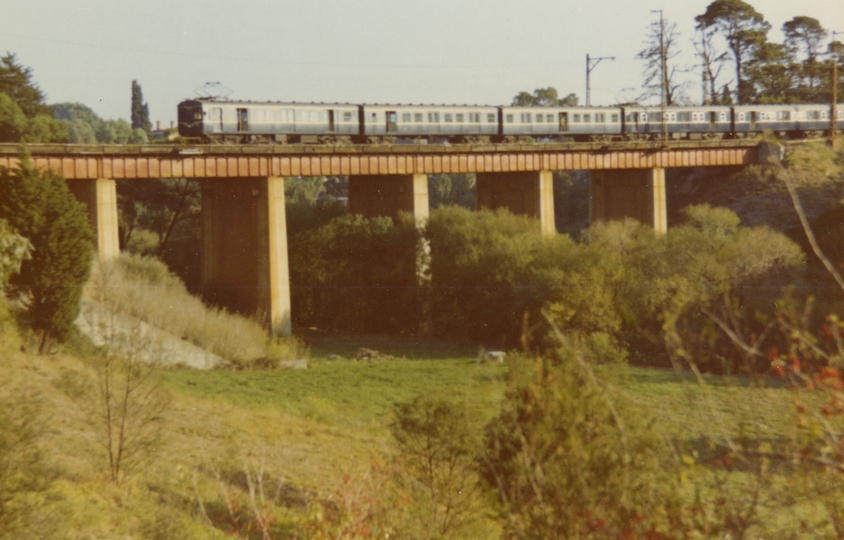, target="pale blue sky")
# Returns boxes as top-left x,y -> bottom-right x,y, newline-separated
1,0 -> 842,126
